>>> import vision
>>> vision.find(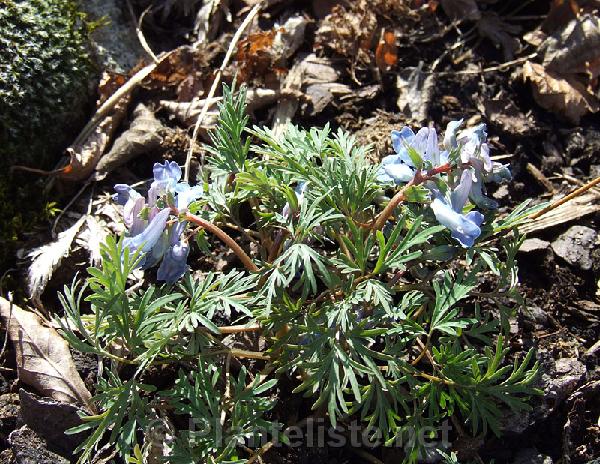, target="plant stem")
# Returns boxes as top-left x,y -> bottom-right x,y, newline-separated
184,212 -> 259,272
371,163 -> 451,231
